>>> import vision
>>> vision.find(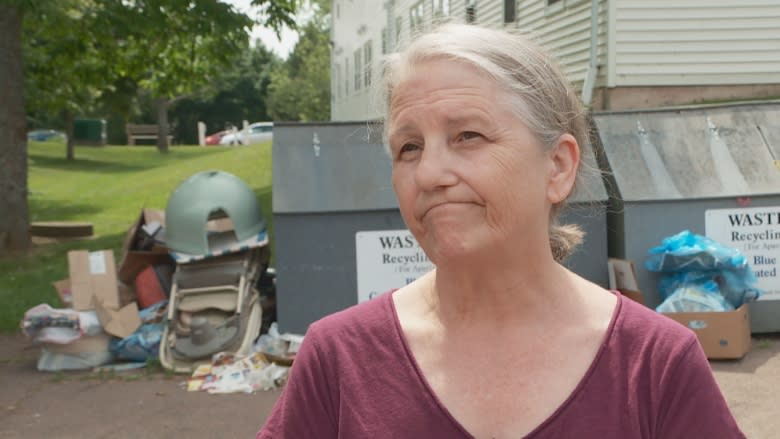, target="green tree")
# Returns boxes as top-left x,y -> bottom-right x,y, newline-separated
267,3 -> 330,121
103,0 -> 252,152
170,42 -> 281,143
0,0 -> 300,255
23,0 -> 115,160
0,0 -> 30,252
